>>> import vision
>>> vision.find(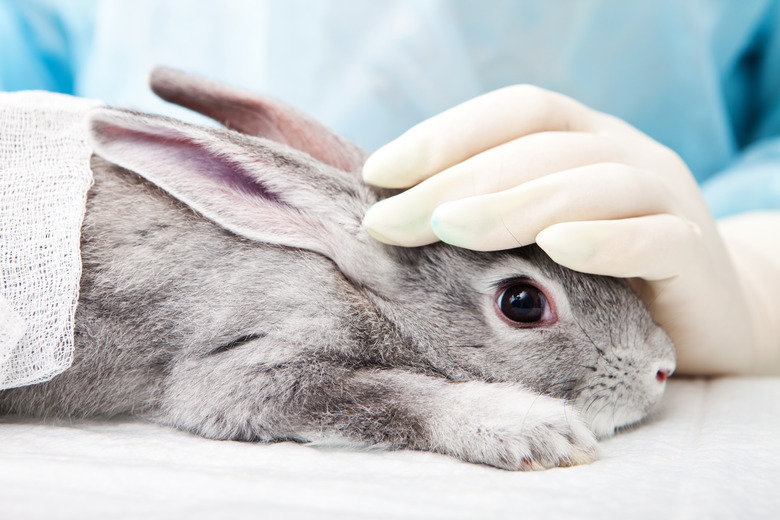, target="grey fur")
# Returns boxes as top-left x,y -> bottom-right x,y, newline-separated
0,69 -> 676,470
